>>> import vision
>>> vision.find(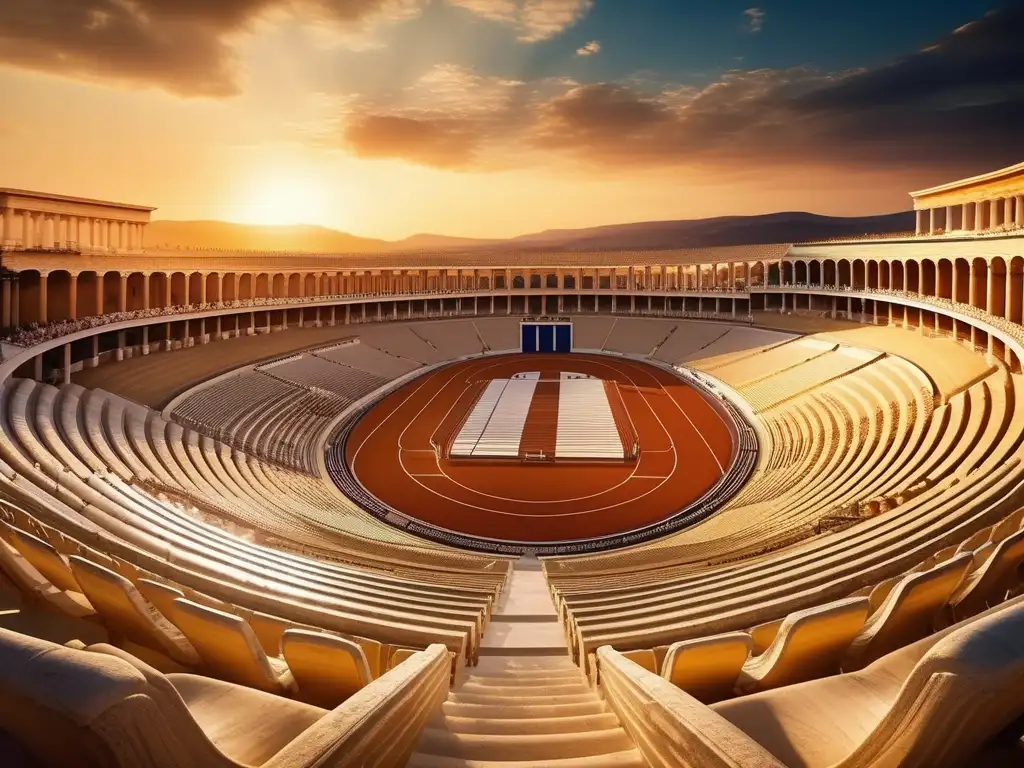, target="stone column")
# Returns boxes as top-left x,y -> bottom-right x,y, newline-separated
68,274 -> 78,319
38,273 -> 48,323
22,212 -> 34,248
142,274 -> 151,310
1,207 -> 13,245
95,275 -> 105,316
164,276 -> 172,308
991,199 -> 1002,231
928,208 -> 937,235
915,209 -> 925,235
199,274 -> 207,304
107,220 -> 116,249
945,205 -> 955,232
963,203 -> 973,232
1006,197 -> 1015,229
119,274 -> 128,312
